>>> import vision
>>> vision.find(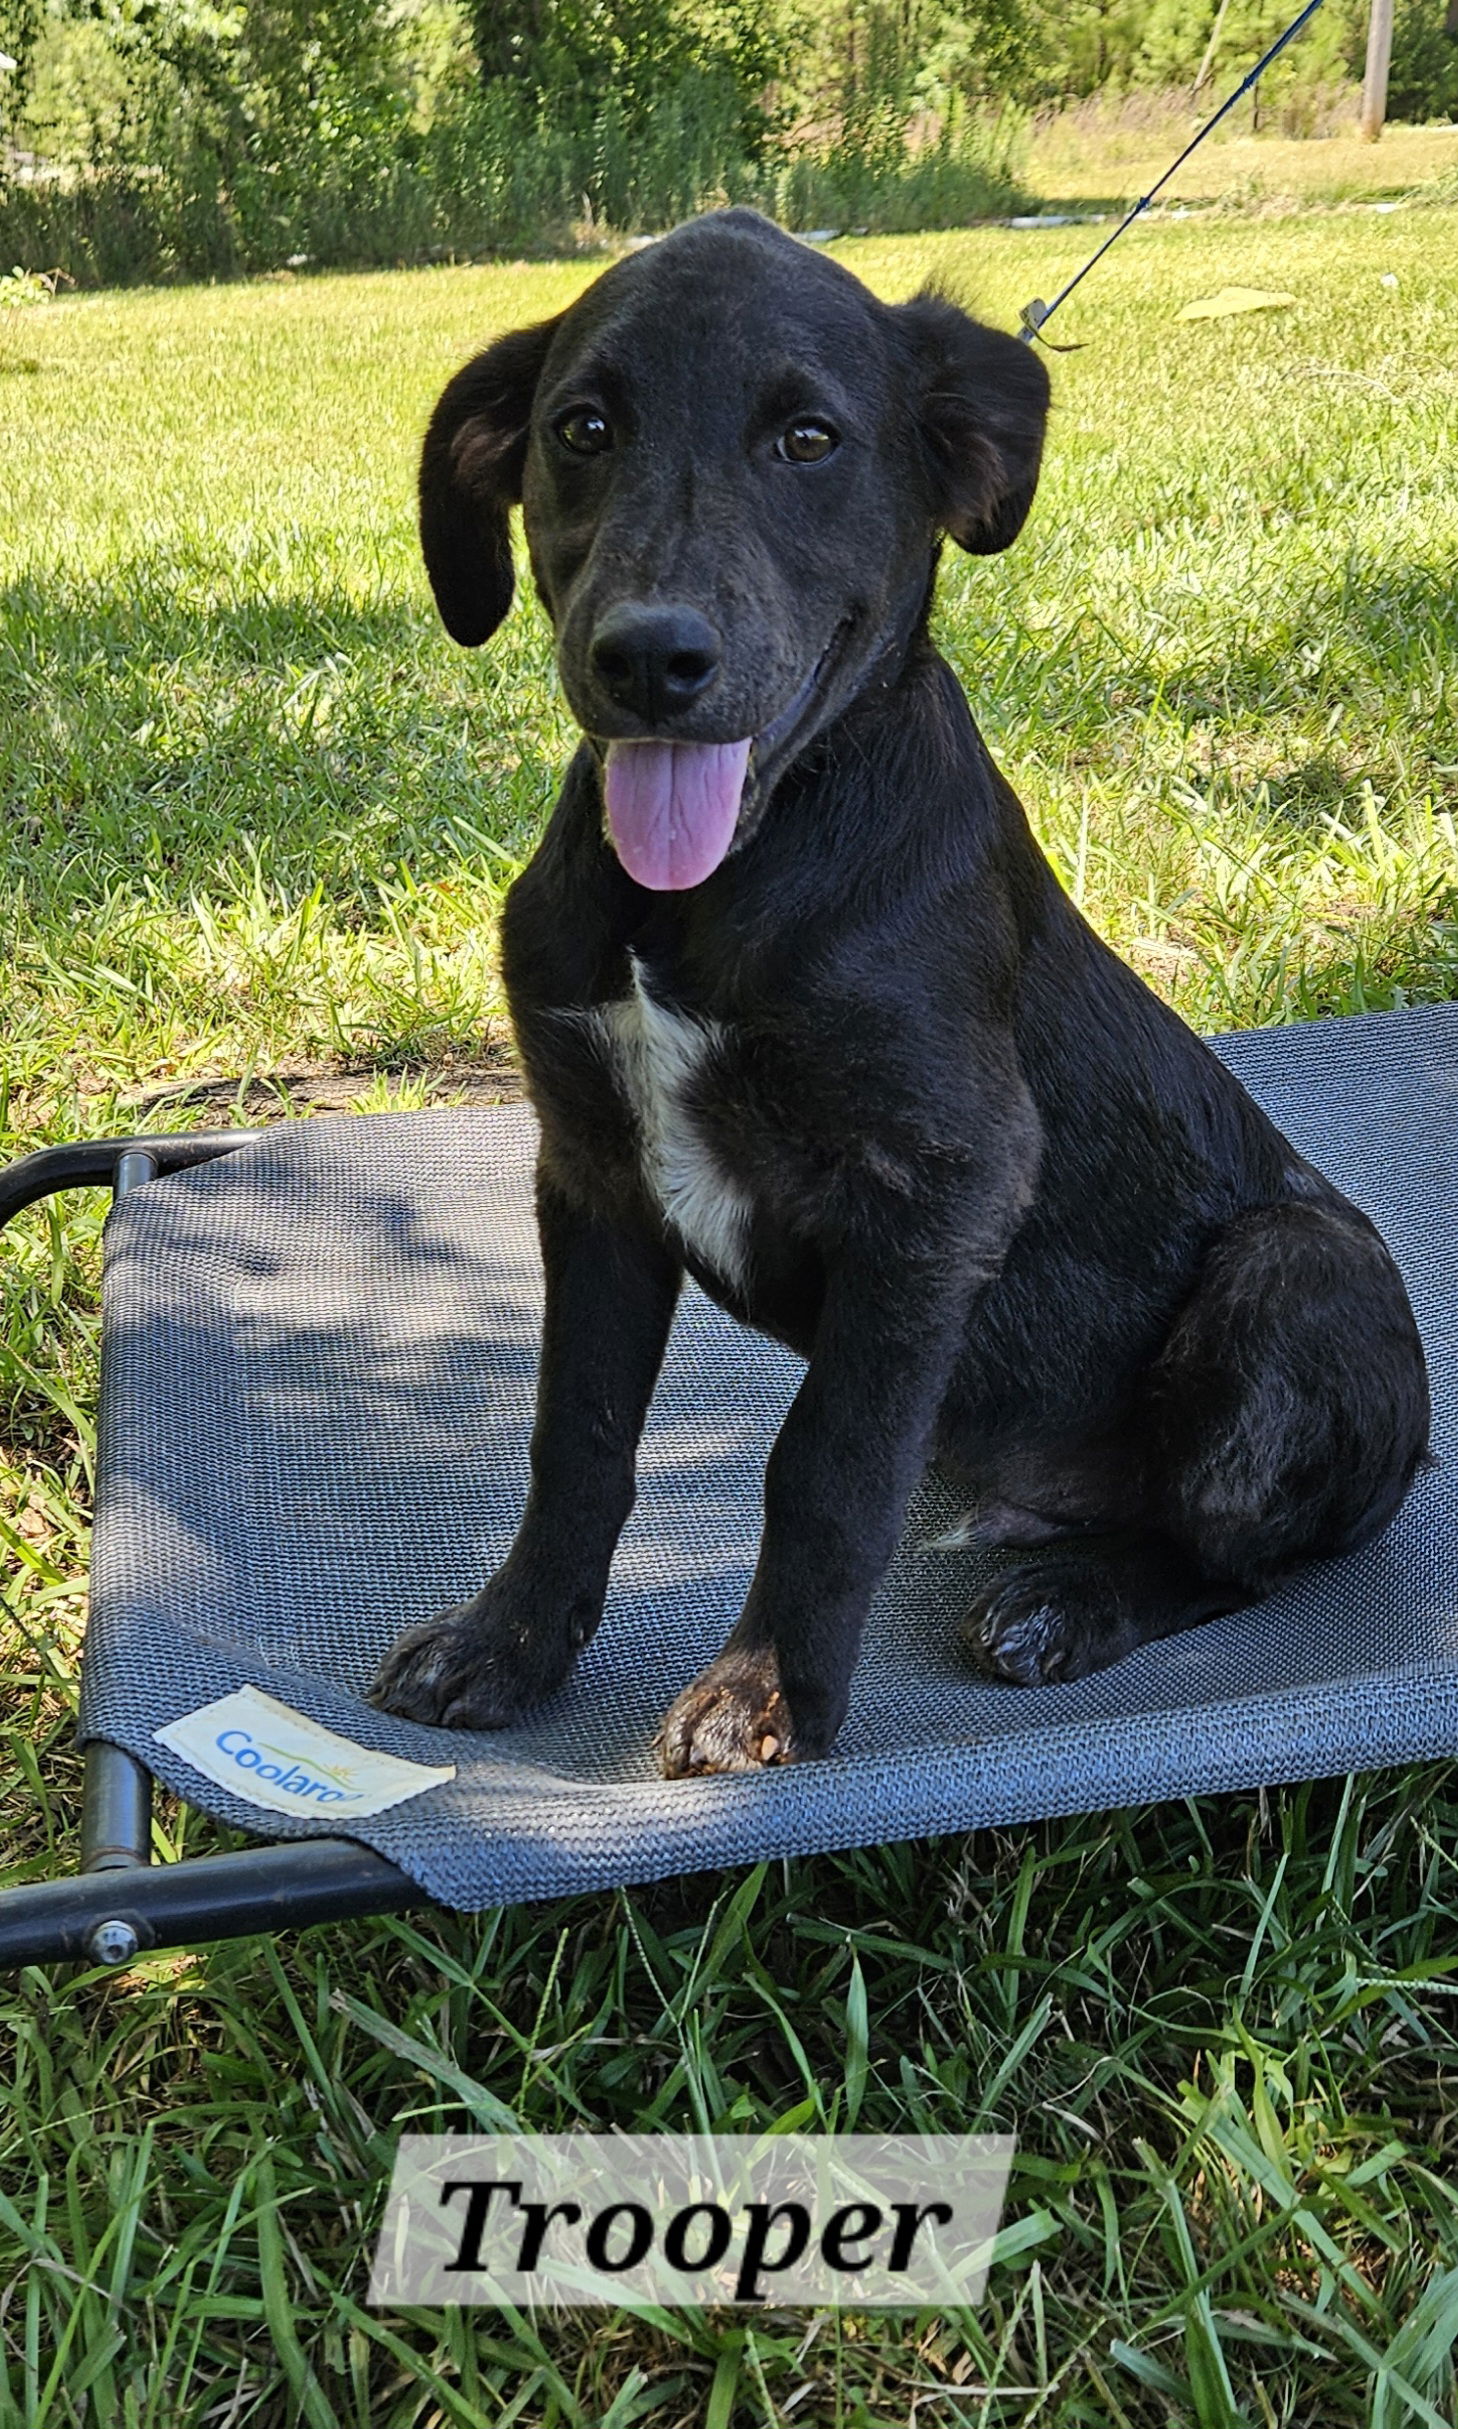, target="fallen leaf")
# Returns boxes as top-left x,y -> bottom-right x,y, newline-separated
1177,286 -> 1298,321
